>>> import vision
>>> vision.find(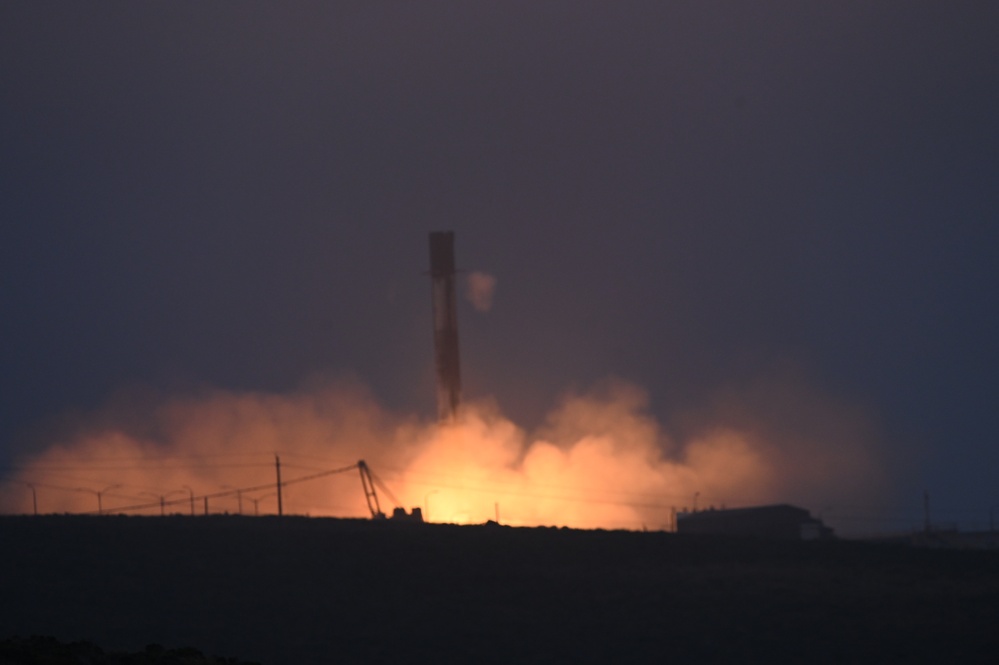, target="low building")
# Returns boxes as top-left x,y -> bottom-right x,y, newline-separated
676,504 -> 833,540
390,506 -> 424,522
